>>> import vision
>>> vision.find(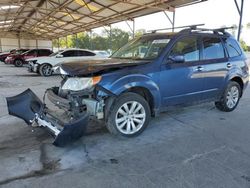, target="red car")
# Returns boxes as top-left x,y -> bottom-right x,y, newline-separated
0,49 -> 28,63
5,49 -> 53,67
